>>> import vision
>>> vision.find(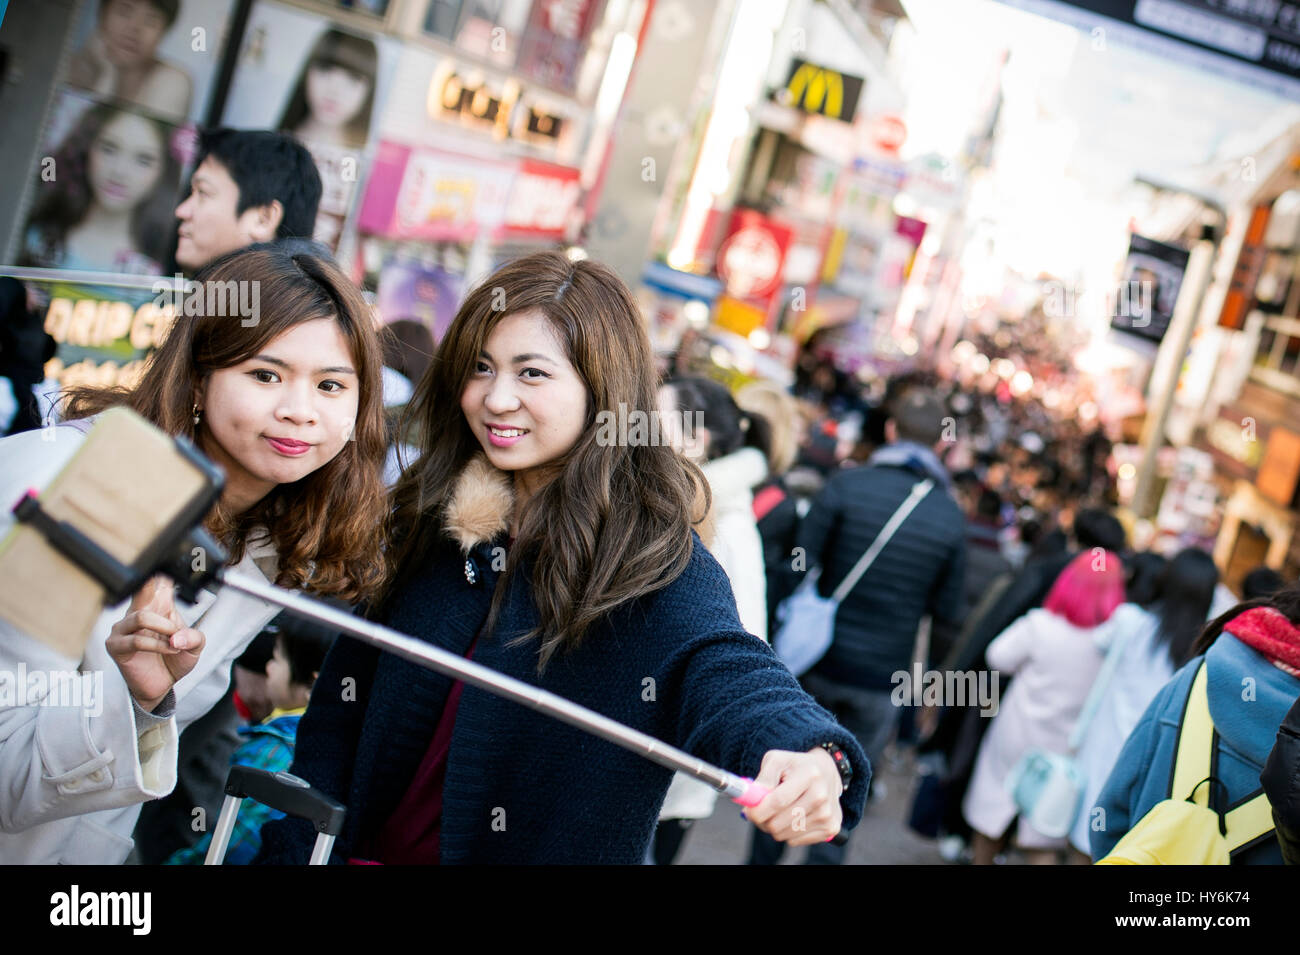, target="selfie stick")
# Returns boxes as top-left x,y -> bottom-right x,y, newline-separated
13,488 -> 850,847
